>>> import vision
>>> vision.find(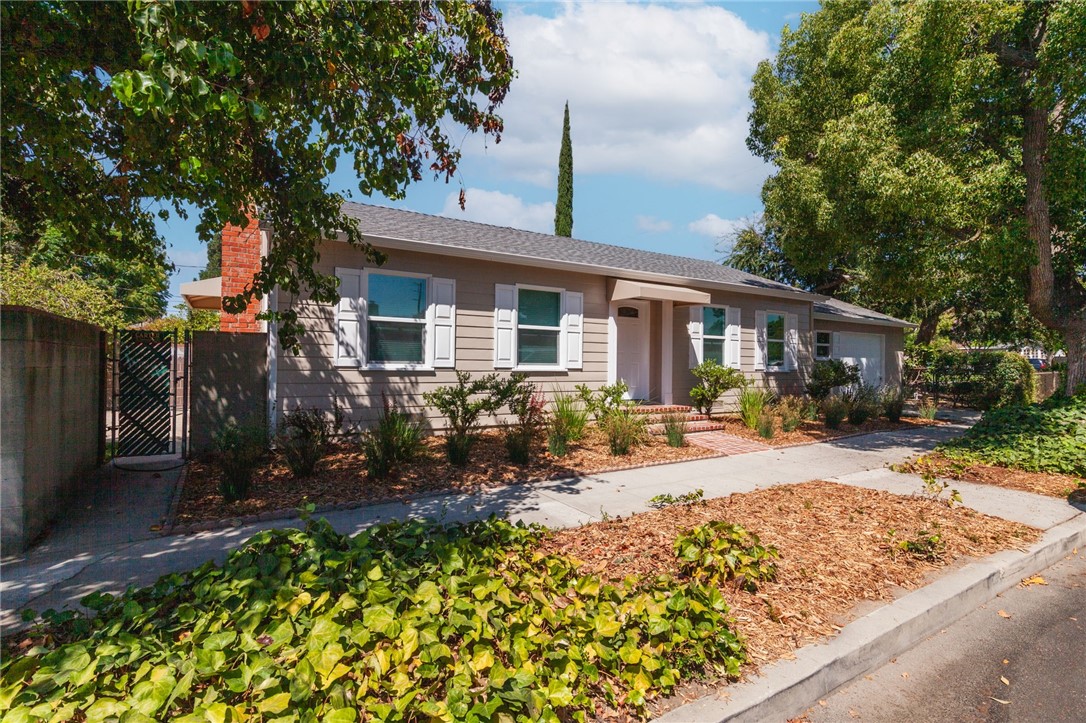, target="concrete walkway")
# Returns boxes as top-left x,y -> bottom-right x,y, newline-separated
2,421 -> 972,630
